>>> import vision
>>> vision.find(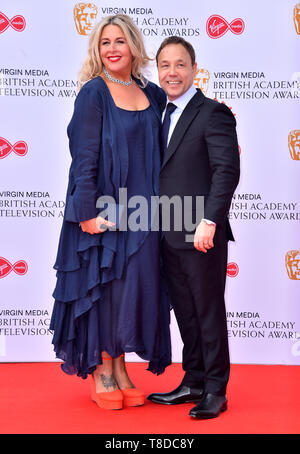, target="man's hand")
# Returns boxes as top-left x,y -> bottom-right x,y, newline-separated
194,220 -> 216,253
80,216 -> 115,234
